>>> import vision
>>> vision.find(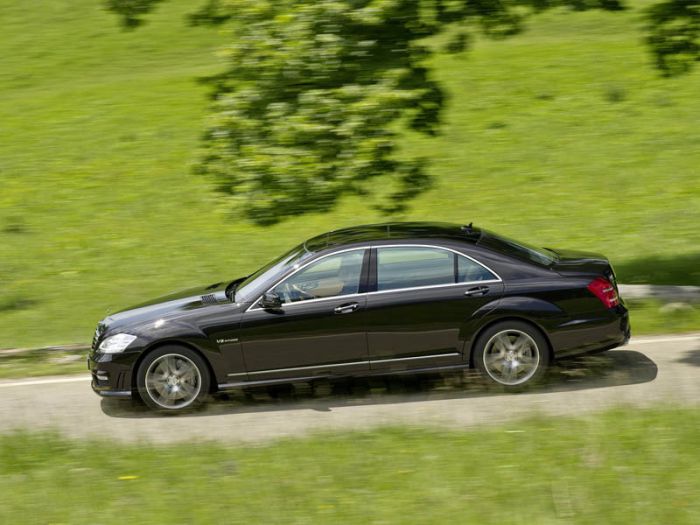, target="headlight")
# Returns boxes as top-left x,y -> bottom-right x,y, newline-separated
99,333 -> 137,354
